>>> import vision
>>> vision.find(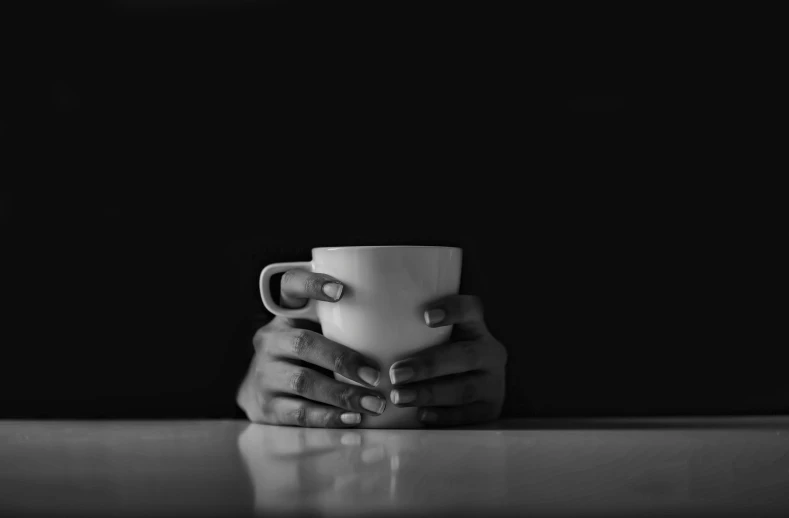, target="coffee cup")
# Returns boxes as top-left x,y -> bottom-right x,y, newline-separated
259,245 -> 462,428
